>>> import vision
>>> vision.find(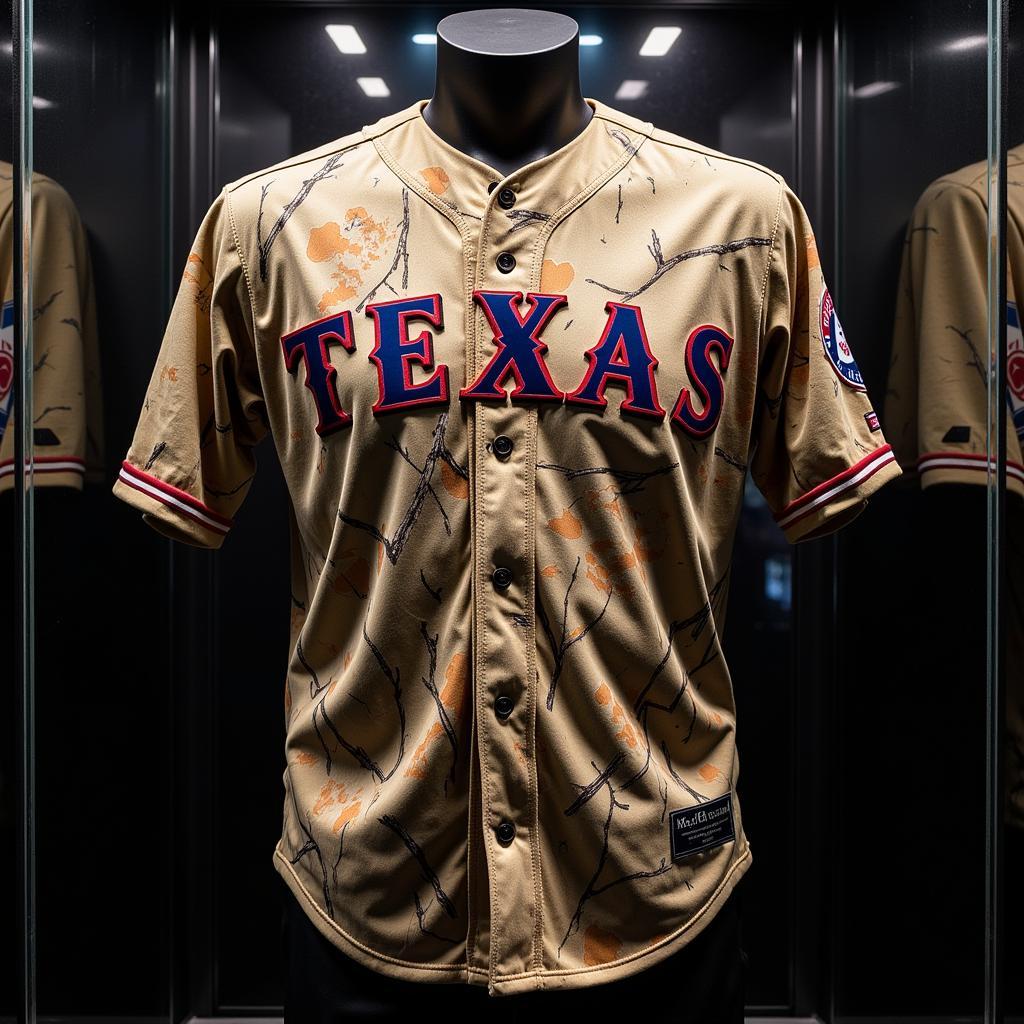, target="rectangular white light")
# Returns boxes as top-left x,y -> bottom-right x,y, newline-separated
412,33 -> 437,45
357,77 -> 390,98
850,80 -> 900,99
639,27 -> 681,56
615,80 -> 649,100
943,34 -> 987,52
580,34 -> 602,46
326,24 -> 366,54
